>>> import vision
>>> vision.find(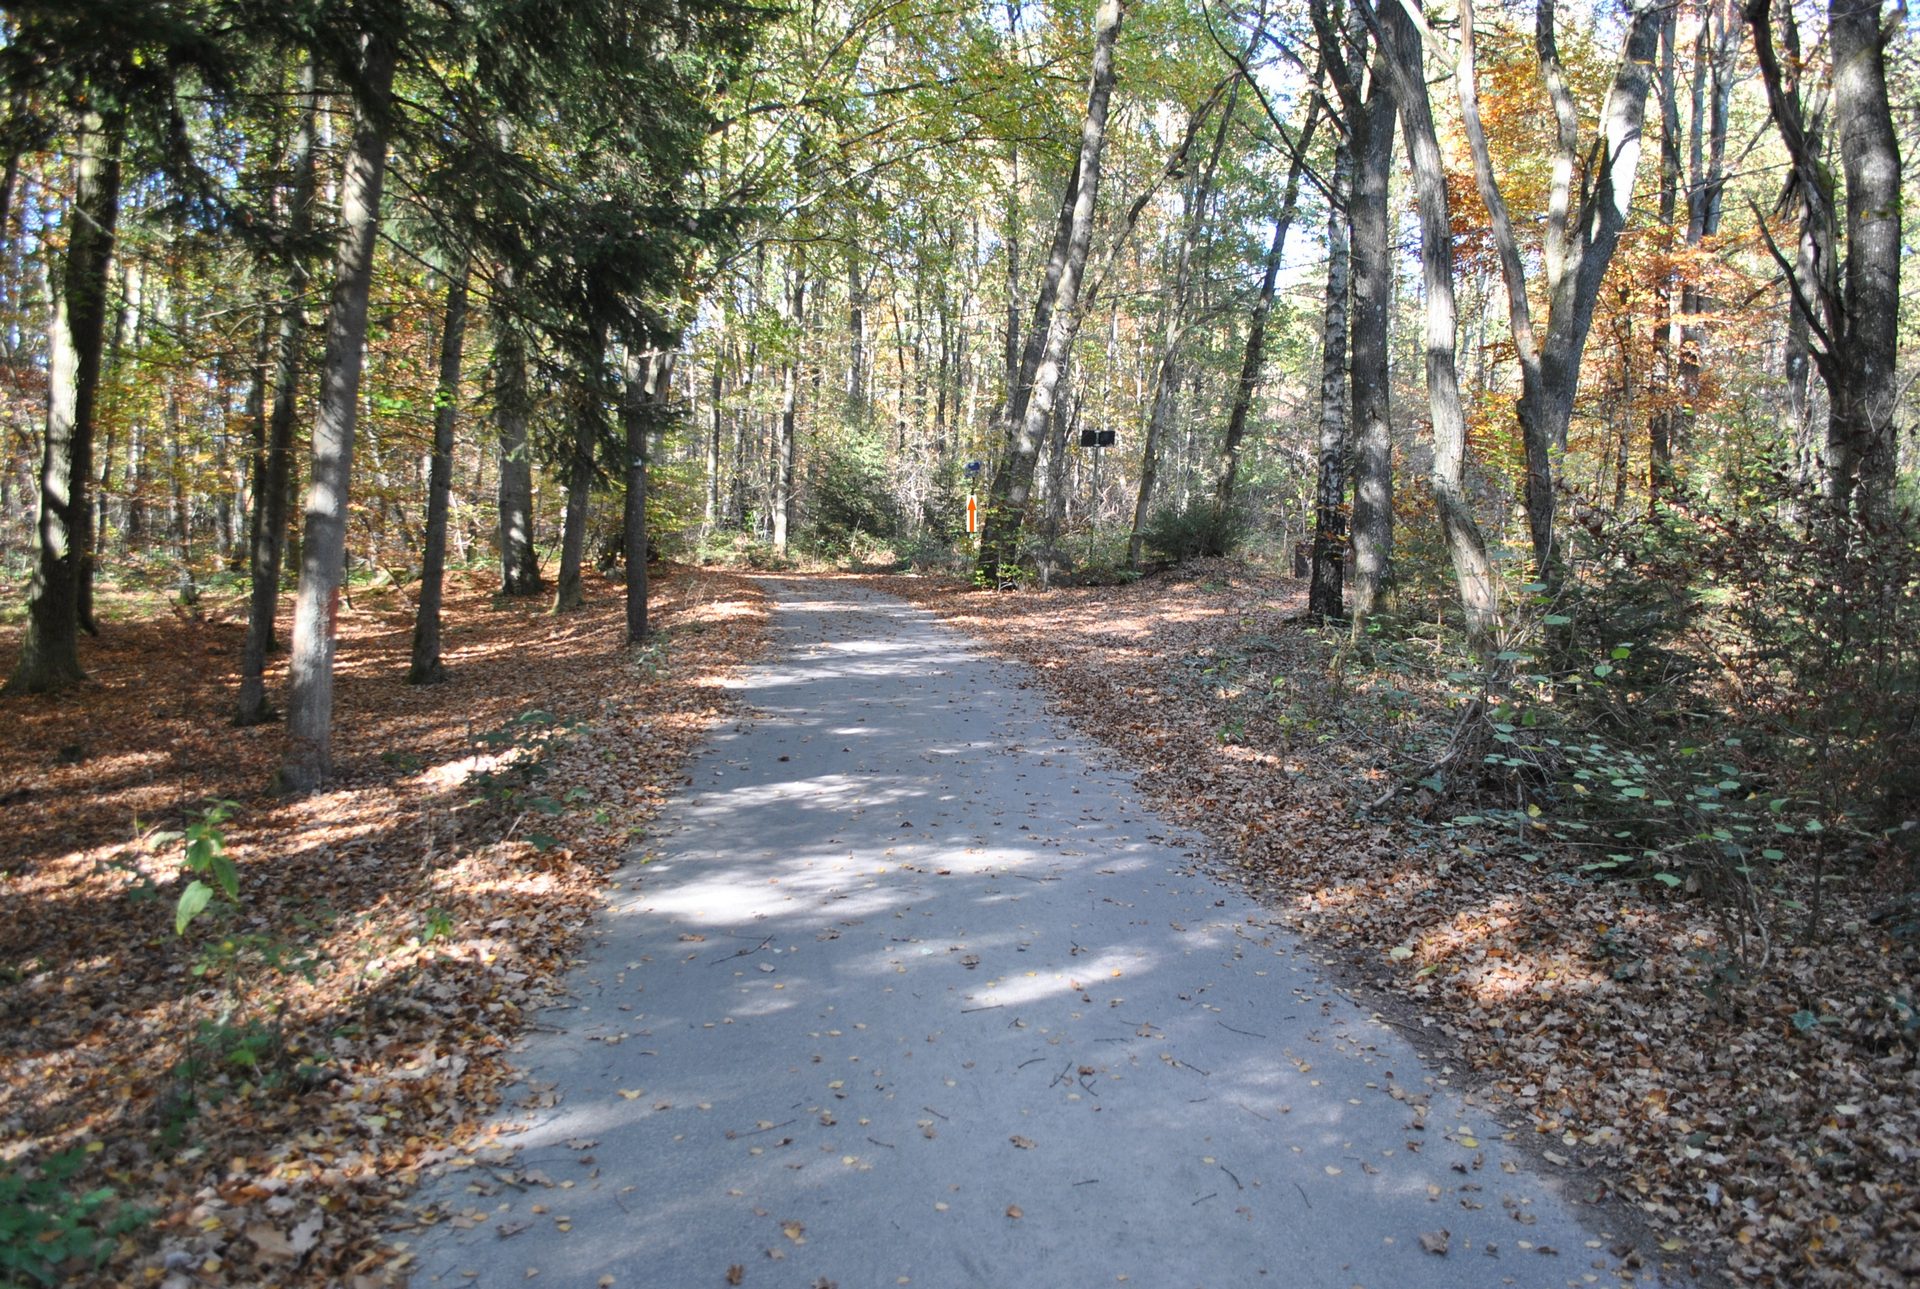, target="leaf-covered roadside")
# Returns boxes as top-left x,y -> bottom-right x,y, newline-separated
862,562 -> 1919,1288
0,565 -> 768,1287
